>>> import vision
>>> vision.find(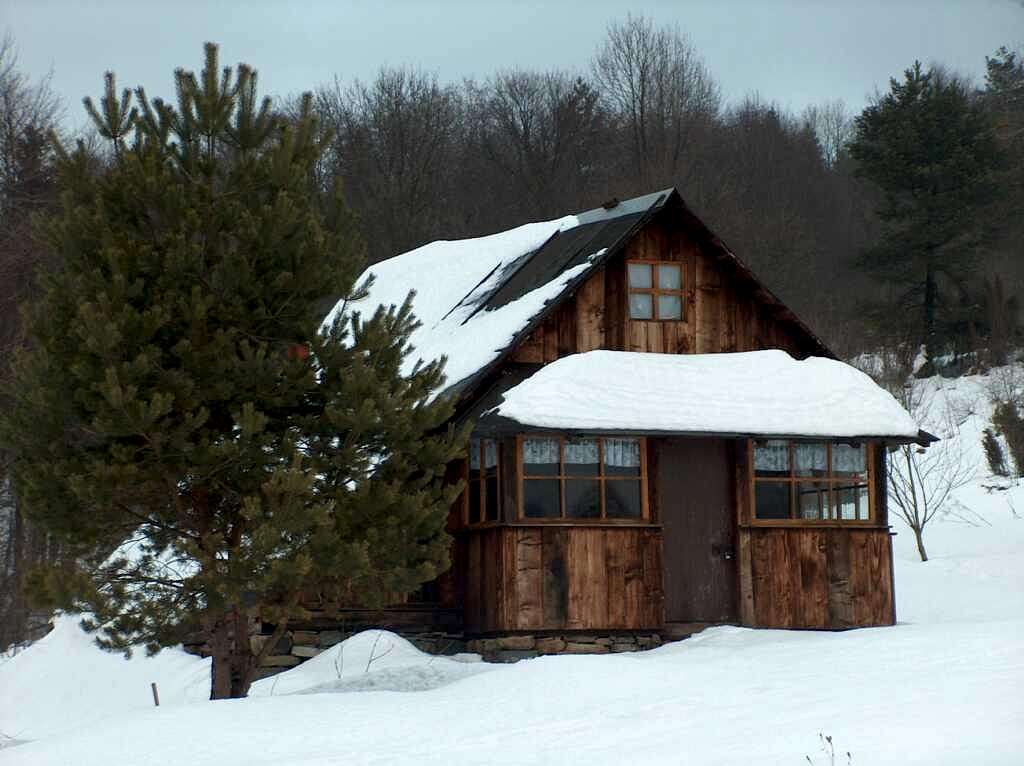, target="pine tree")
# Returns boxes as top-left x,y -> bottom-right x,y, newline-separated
848,62 -> 1002,367
0,44 -> 465,699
